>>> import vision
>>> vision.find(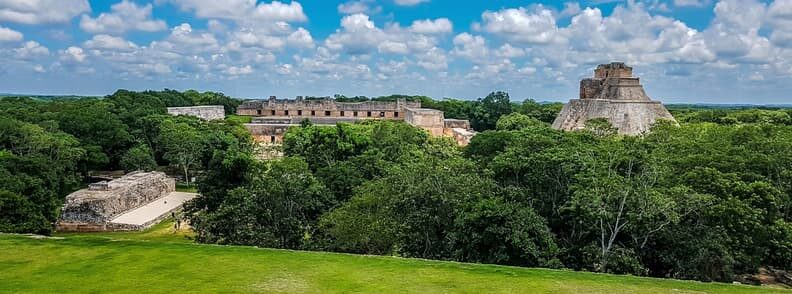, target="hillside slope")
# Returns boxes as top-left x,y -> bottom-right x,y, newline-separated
0,223 -> 786,293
